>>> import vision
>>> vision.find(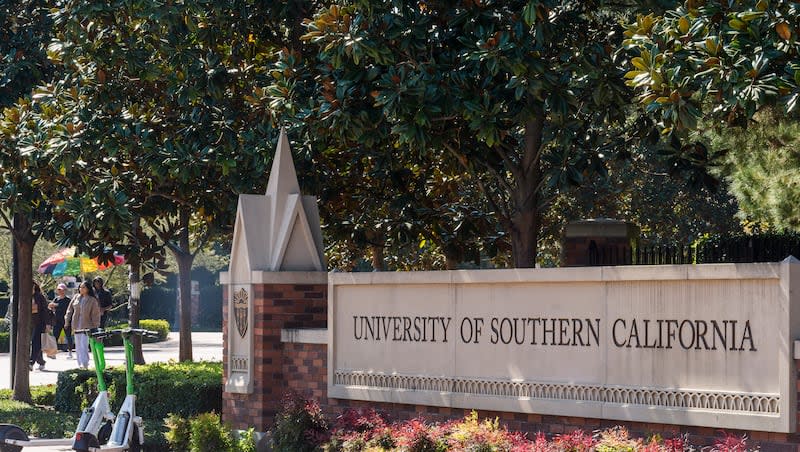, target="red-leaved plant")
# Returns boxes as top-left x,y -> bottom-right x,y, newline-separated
270,394 -> 759,451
